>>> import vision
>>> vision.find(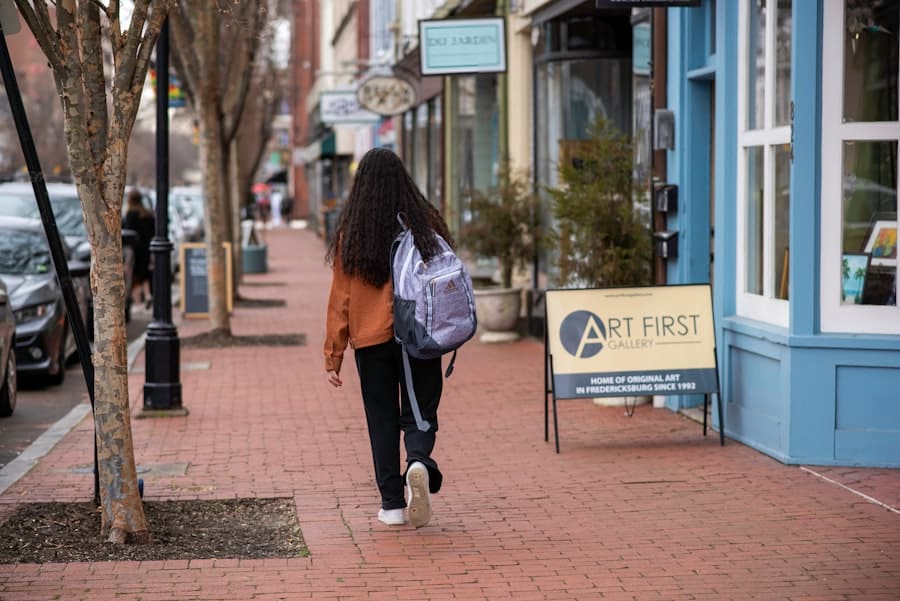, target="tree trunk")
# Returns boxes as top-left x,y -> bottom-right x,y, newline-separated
221,140 -> 234,281
15,0 -> 173,545
229,137 -> 244,291
199,104 -> 231,334
82,188 -> 148,544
